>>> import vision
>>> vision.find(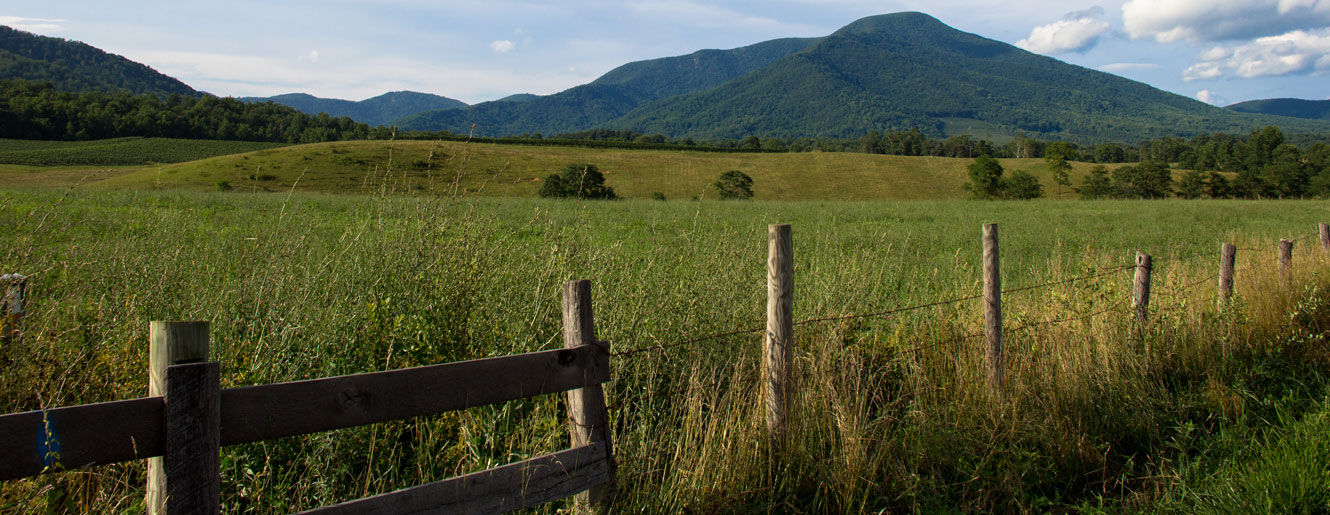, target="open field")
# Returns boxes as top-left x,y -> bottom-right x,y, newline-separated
1,139 -> 1135,200
0,138 -> 288,167
2,188 -> 1330,512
